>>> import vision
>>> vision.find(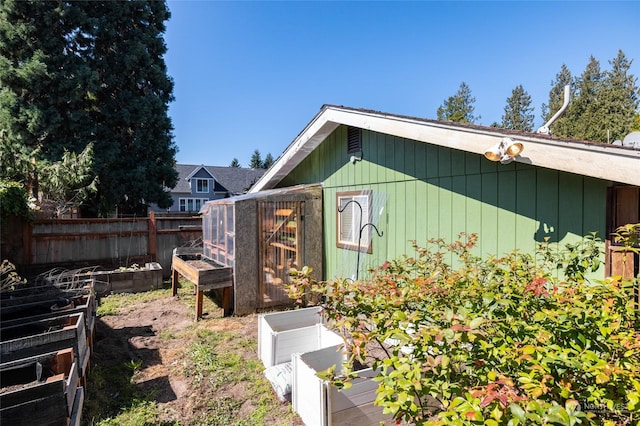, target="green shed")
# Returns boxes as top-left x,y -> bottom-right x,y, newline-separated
250,105 -> 640,283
